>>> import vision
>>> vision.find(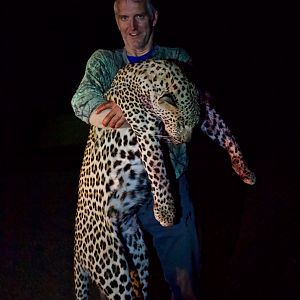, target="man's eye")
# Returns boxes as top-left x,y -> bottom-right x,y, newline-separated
135,14 -> 145,20
120,16 -> 128,21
